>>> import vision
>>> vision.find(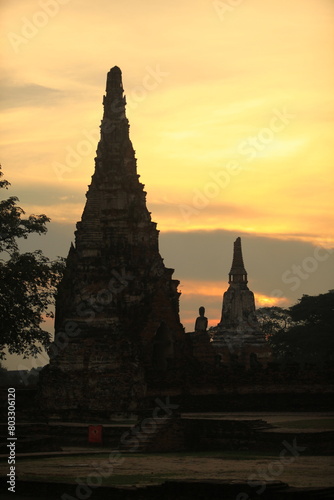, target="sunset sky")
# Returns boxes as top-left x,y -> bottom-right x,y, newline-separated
1,0 -> 334,368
